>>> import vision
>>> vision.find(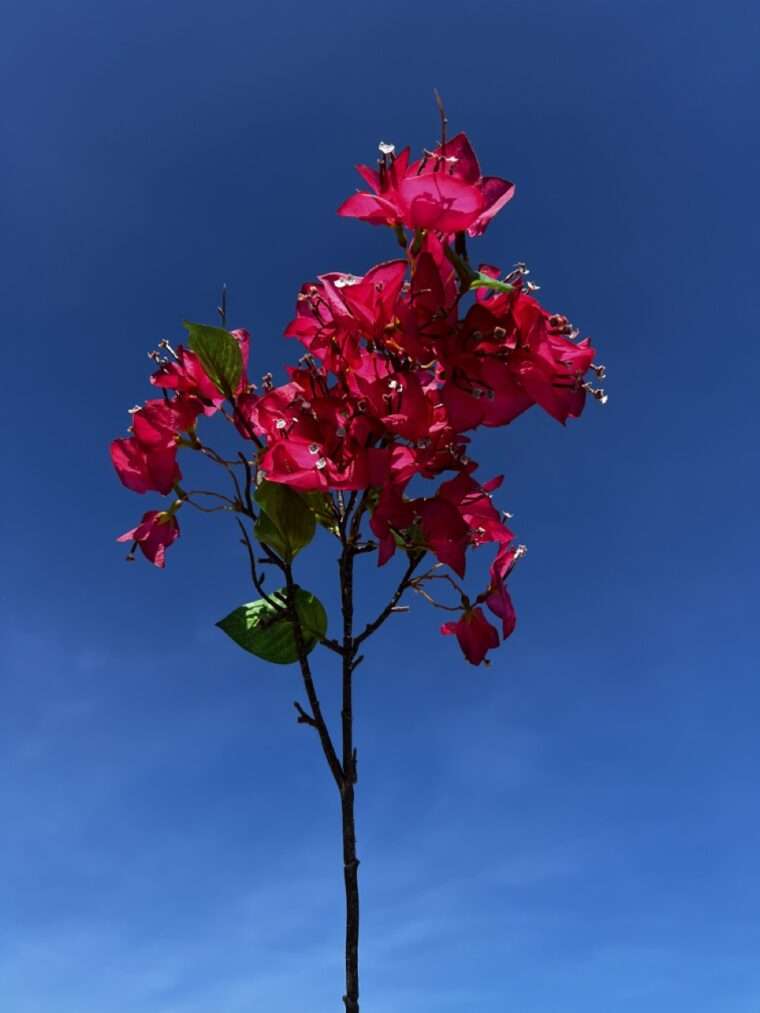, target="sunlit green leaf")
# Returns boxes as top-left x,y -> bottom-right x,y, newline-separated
216,587 -> 328,665
184,320 -> 243,397
254,481 -> 316,561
